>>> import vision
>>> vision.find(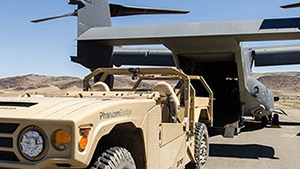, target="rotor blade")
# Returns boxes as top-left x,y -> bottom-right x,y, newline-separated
31,11 -> 77,23
109,3 -> 189,17
281,2 -> 300,8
